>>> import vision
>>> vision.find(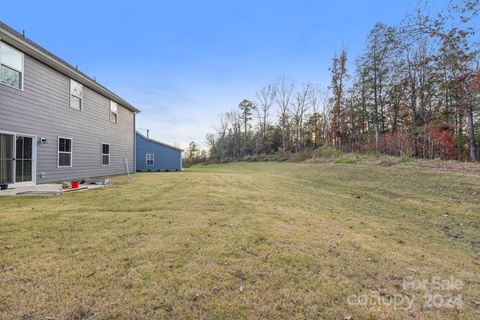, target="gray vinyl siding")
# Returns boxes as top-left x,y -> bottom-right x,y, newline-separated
0,50 -> 135,183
